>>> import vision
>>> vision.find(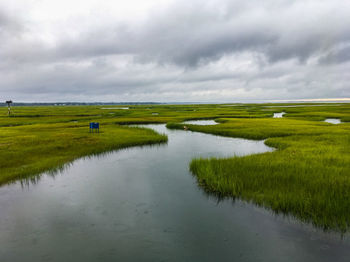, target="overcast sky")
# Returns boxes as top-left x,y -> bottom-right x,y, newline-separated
0,0 -> 349,102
